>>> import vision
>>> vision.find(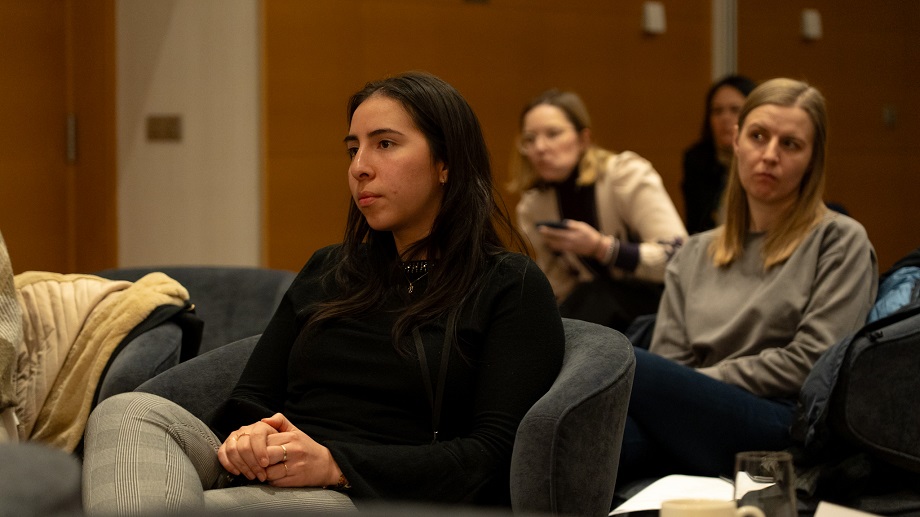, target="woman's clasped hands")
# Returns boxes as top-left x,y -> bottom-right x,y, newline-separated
217,412 -> 343,488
